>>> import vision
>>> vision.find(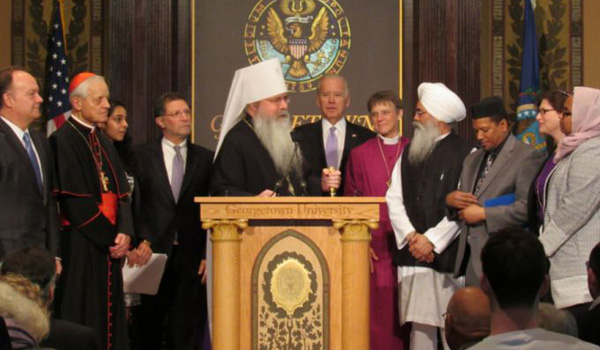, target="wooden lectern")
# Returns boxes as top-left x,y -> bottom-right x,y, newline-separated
195,197 -> 384,350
